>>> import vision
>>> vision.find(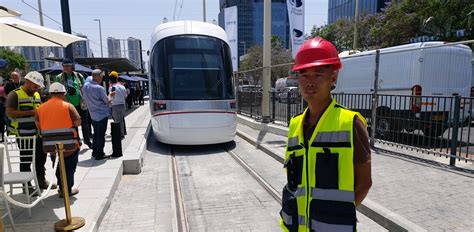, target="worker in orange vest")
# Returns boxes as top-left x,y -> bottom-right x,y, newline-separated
35,82 -> 81,197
